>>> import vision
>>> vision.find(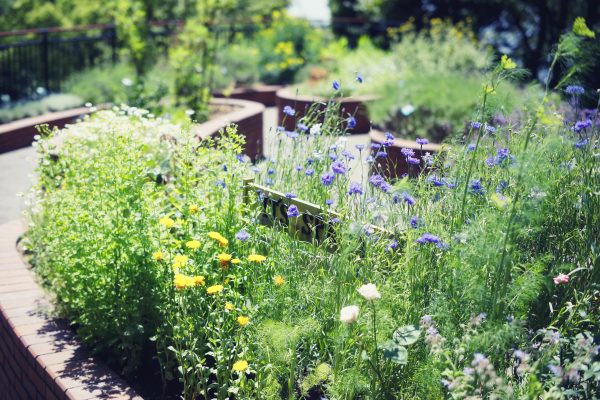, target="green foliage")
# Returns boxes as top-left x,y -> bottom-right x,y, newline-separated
0,94 -> 83,123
